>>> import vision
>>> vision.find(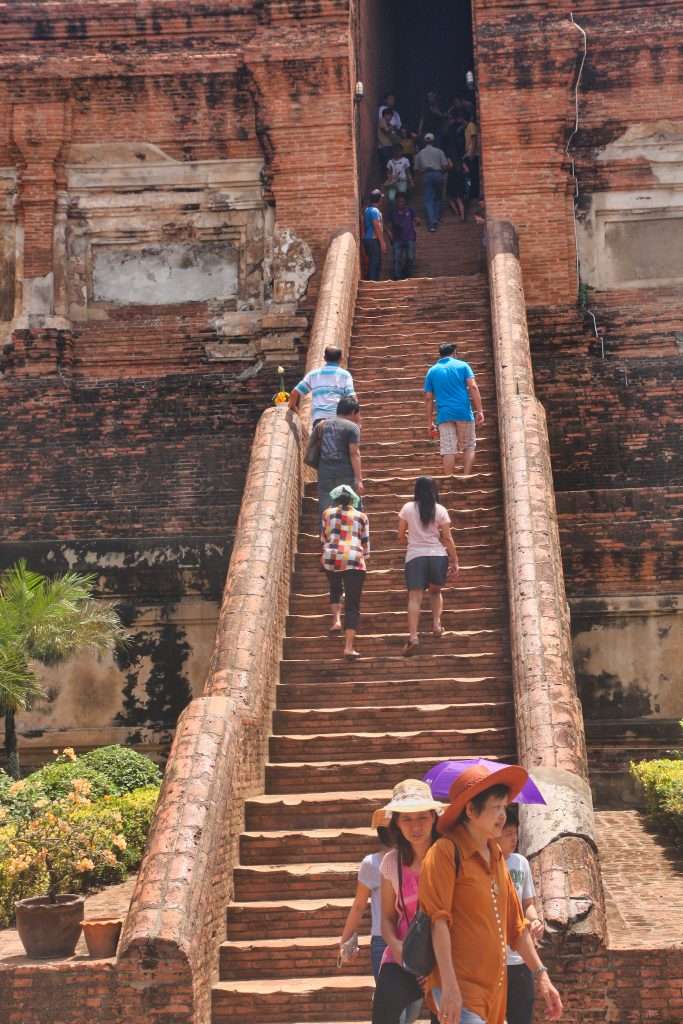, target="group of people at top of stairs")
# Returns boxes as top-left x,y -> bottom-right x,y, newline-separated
340,769 -> 564,1024
287,337 -> 484,659
364,91 -> 482,281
